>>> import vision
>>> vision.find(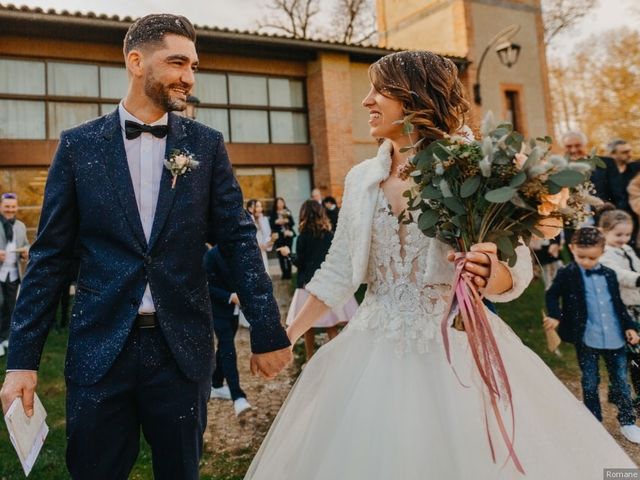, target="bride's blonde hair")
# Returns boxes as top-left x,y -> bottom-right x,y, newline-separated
368,51 -> 469,146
